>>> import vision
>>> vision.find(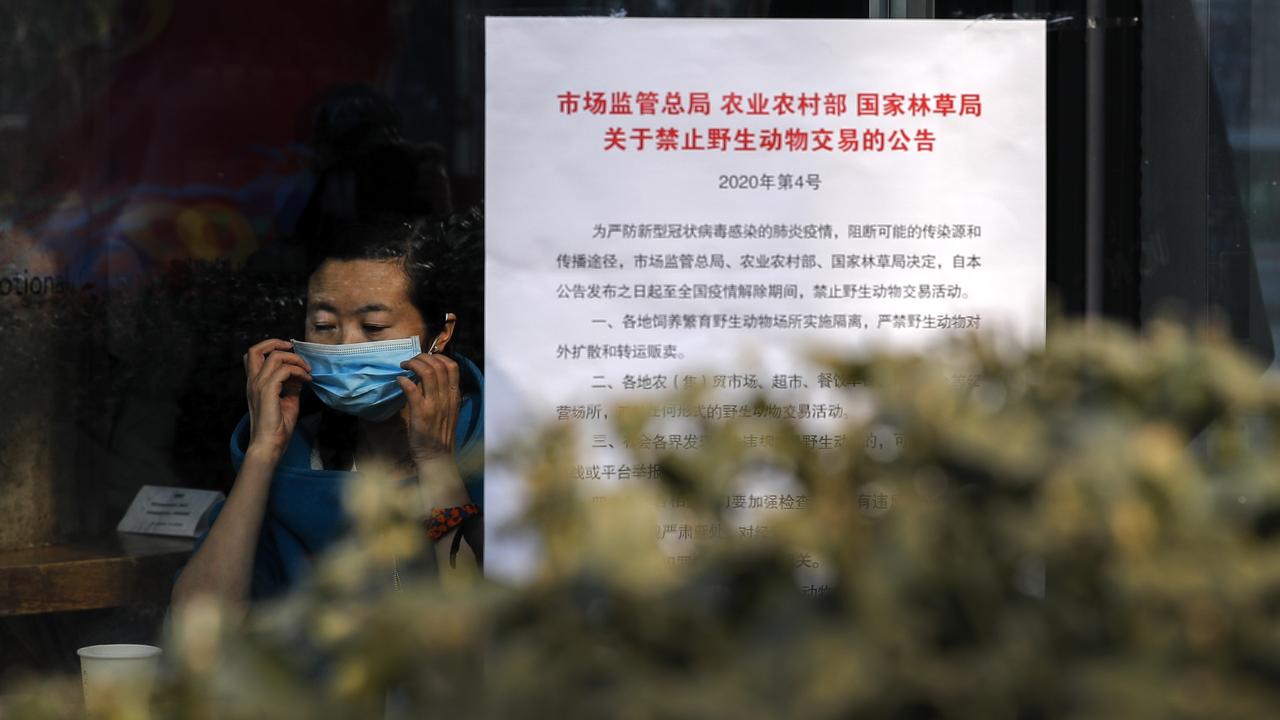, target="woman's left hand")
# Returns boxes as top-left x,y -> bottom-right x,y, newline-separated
396,352 -> 461,464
